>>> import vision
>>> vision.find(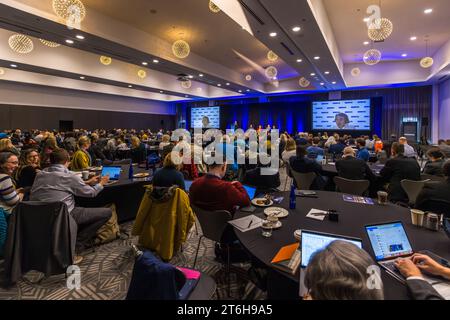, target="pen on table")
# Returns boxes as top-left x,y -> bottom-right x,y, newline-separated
247,220 -> 253,229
